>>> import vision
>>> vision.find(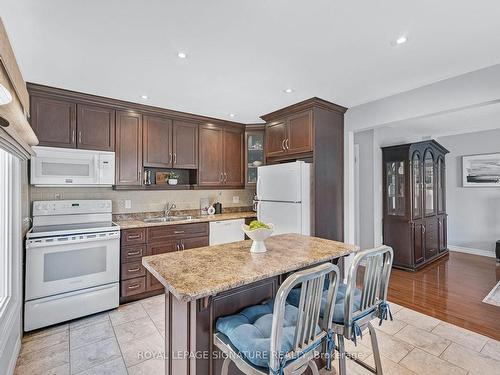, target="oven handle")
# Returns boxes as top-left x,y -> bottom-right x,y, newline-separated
26,232 -> 120,249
